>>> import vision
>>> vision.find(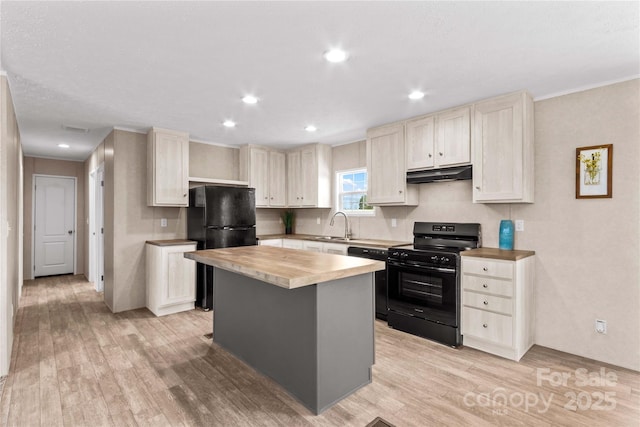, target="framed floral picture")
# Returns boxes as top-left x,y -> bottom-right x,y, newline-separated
576,144 -> 613,199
